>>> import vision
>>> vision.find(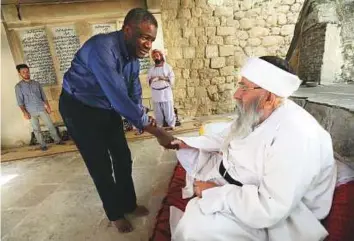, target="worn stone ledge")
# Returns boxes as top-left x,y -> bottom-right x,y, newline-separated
290,84 -> 354,168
